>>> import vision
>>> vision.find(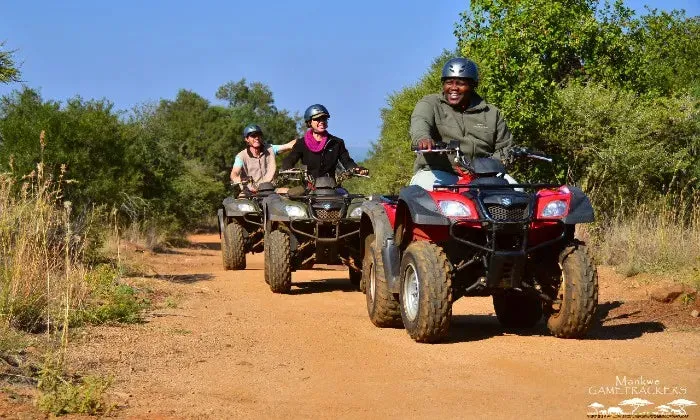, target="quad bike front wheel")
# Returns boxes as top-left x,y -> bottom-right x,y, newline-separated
364,234 -> 402,328
546,241 -> 598,338
222,220 -> 246,270
398,241 -> 452,343
493,291 -> 543,328
265,229 -> 292,294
